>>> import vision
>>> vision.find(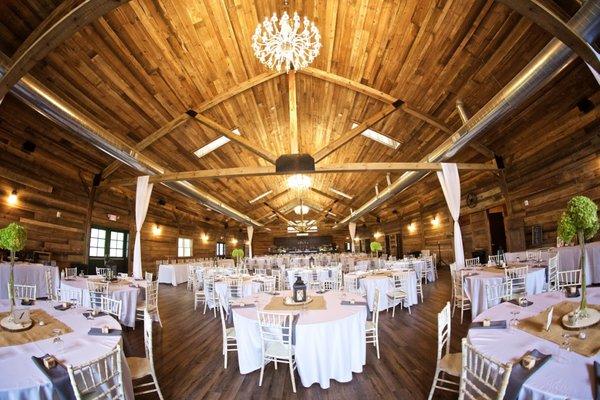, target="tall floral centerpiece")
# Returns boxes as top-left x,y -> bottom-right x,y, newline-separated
0,223 -> 27,312
557,196 -> 599,324
370,241 -> 382,258
231,248 -> 245,272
